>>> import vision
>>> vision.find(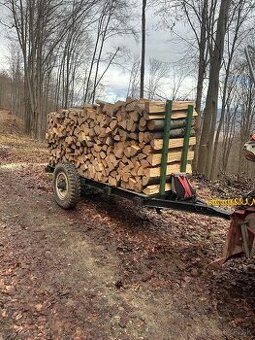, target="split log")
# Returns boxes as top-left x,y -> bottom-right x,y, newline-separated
145,101 -> 195,113
143,183 -> 171,195
143,163 -> 192,178
147,149 -> 195,166
151,136 -> 196,151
